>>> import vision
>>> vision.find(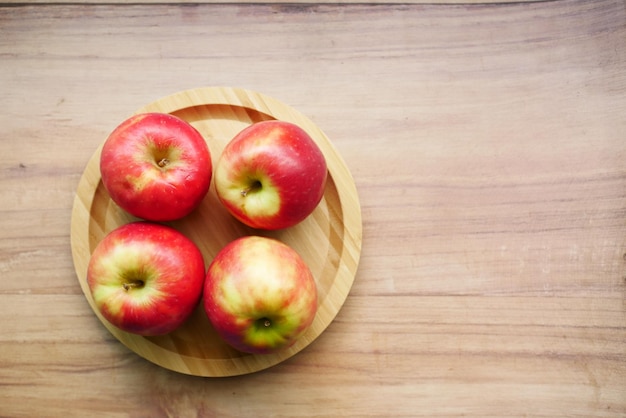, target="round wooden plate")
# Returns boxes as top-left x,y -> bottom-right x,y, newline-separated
70,87 -> 362,377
